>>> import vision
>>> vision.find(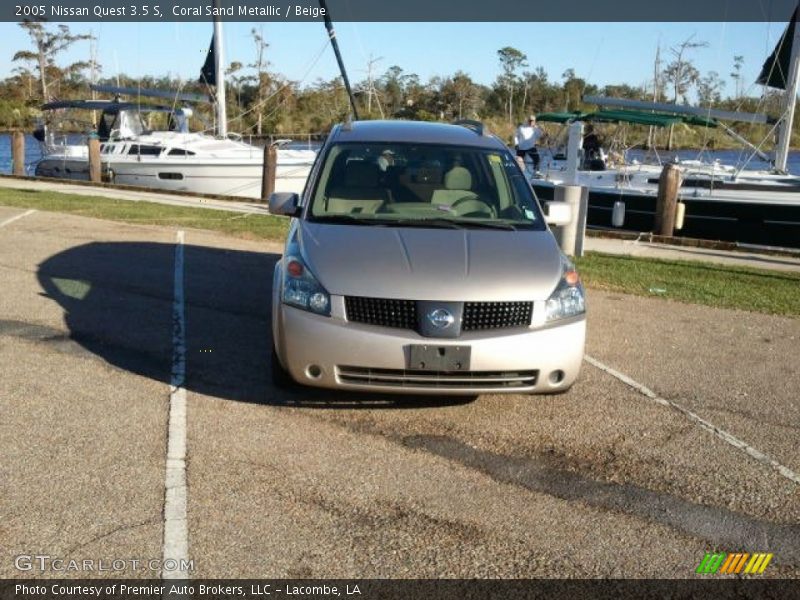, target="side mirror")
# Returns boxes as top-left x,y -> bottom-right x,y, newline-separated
268,192 -> 300,217
545,201 -> 572,227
